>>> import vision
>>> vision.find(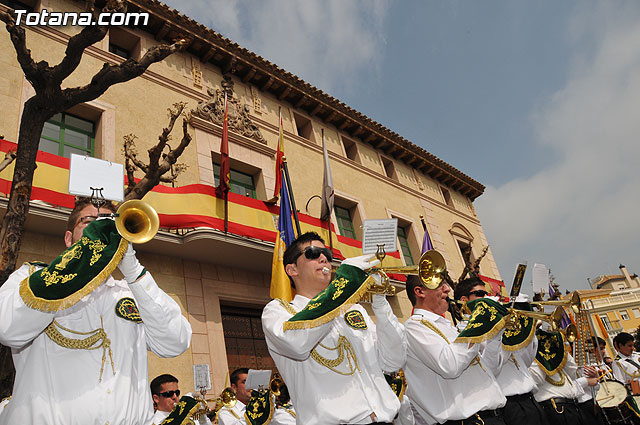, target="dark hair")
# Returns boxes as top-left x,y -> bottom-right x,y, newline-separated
230,368 -> 249,386
591,336 -> 606,347
406,275 -> 421,306
454,276 -> 485,301
614,332 -> 634,349
150,374 -> 178,395
66,197 -> 116,231
282,232 -> 326,287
